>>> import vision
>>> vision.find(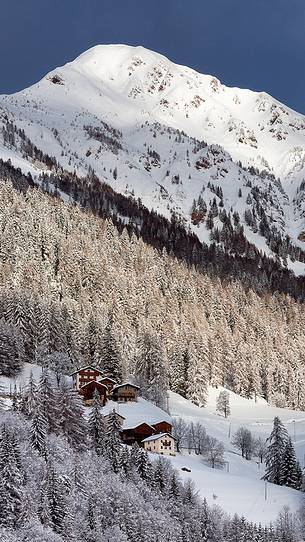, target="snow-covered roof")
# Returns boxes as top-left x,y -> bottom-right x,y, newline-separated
70,365 -> 103,376
80,381 -> 107,389
98,376 -> 117,384
101,398 -> 171,430
112,382 -> 140,392
142,432 -> 176,443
